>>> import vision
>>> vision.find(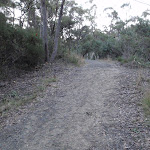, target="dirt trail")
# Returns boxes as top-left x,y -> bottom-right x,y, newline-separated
0,60 -> 149,150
